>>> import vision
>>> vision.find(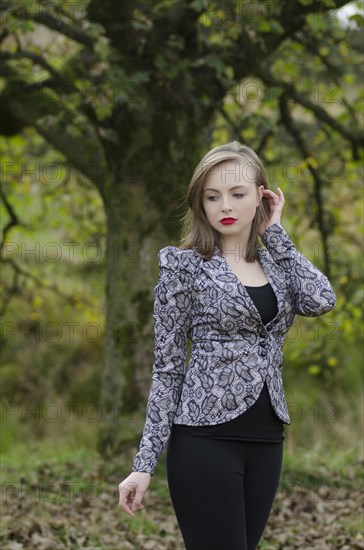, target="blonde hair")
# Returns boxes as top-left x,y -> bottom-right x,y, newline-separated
179,140 -> 271,261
